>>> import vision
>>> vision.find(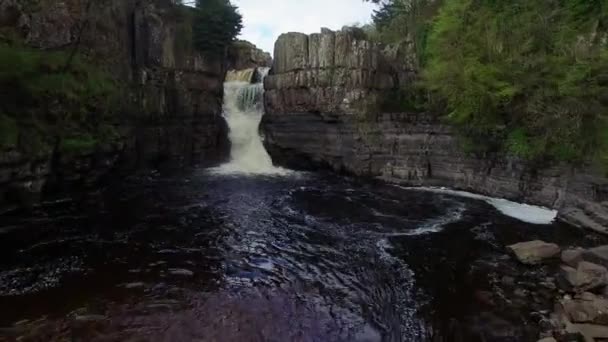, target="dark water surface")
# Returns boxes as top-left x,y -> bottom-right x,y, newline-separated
0,170 -> 603,341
